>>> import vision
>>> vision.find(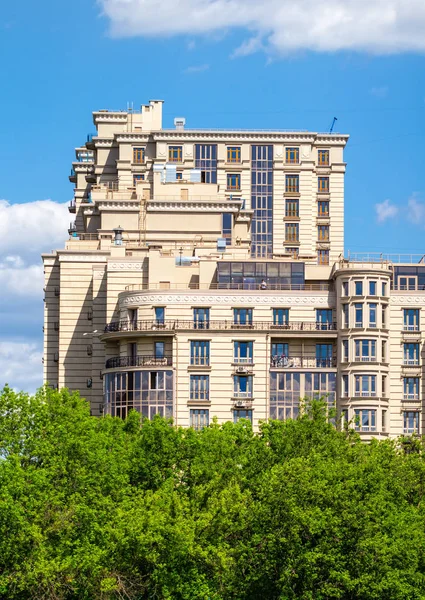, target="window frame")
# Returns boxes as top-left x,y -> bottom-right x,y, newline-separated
227,146 -> 241,163
132,147 -> 145,164
168,145 -> 183,163
227,172 -> 241,191
285,147 -> 299,164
